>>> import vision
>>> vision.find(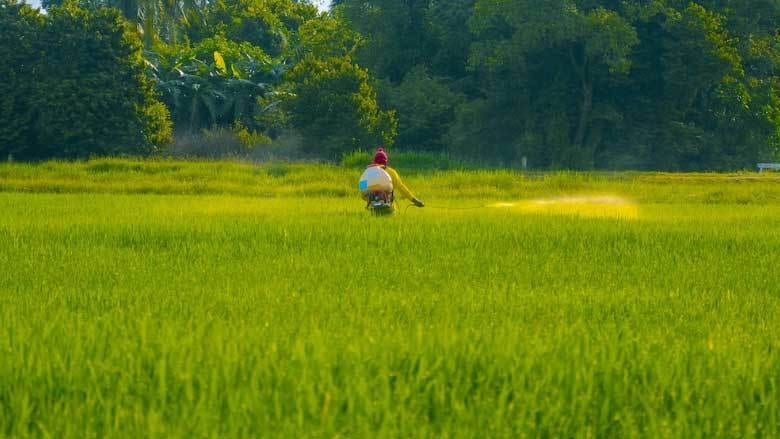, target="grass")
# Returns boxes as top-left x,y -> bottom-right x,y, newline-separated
0,159 -> 779,437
